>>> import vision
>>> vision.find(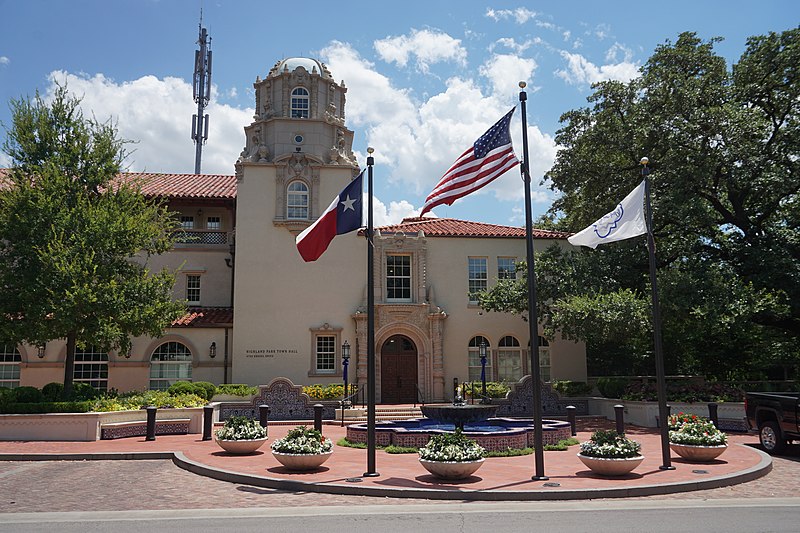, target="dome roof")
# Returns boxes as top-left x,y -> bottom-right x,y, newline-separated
269,57 -> 331,79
